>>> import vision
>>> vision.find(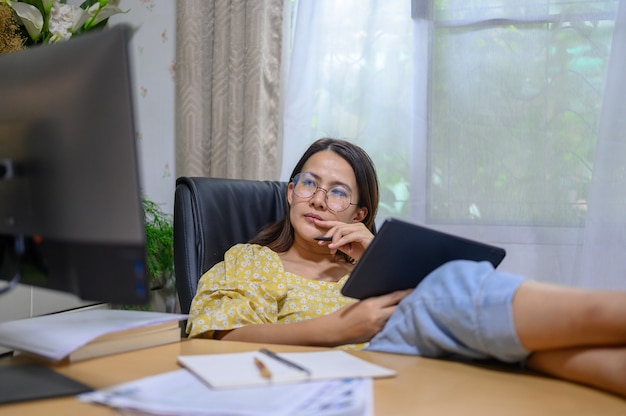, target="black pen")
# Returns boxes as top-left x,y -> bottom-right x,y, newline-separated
314,236 -> 333,241
258,348 -> 312,376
